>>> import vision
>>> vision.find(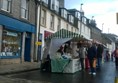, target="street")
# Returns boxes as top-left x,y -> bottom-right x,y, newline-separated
2,61 -> 118,83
